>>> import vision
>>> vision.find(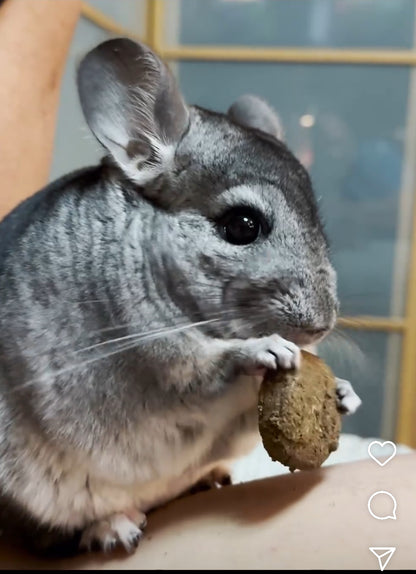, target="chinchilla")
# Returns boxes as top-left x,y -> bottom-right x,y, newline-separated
0,38 -> 361,556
